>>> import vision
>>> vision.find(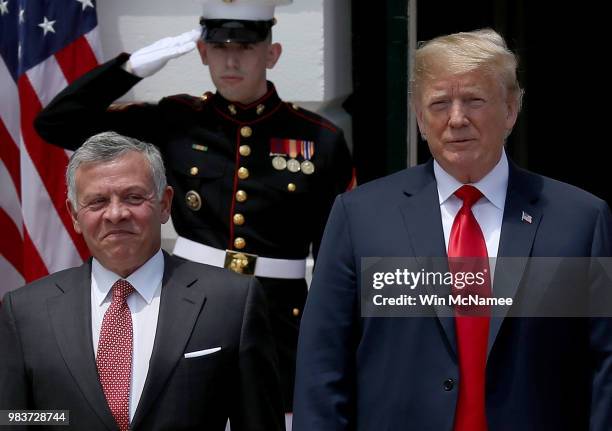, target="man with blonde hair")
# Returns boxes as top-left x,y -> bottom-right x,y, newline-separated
293,29 -> 612,430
